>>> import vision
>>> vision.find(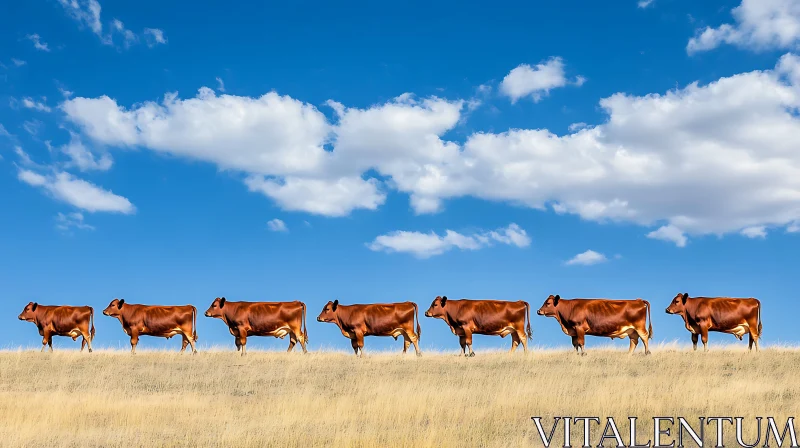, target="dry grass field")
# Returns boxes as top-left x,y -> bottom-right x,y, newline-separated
0,346 -> 797,447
